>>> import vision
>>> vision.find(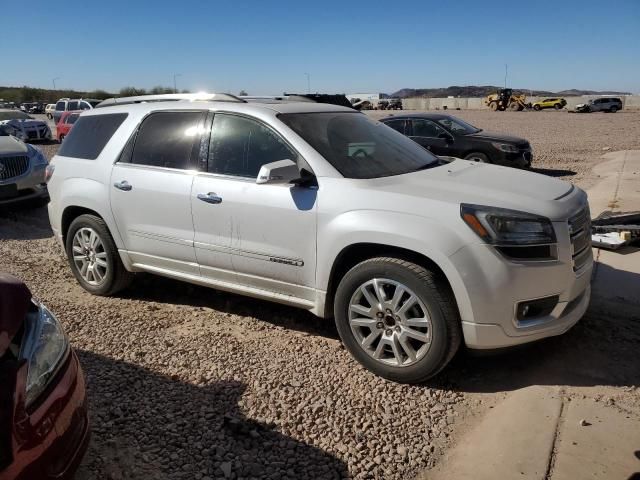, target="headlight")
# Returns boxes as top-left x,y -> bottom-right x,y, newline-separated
460,204 -> 556,246
19,304 -> 69,408
491,142 -> 519,153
